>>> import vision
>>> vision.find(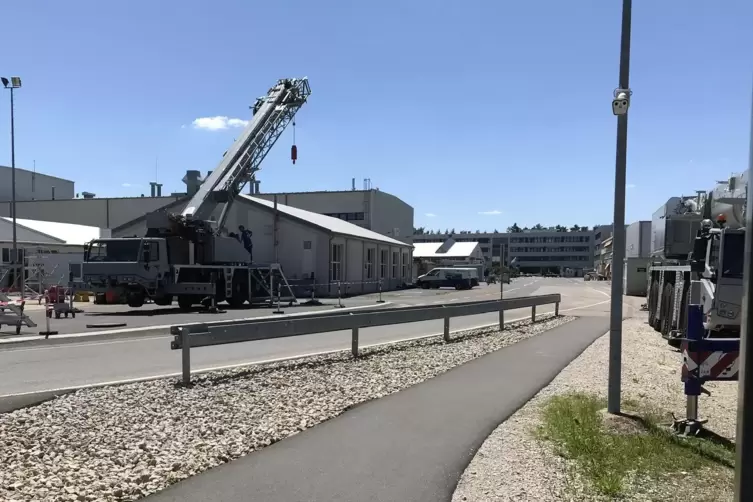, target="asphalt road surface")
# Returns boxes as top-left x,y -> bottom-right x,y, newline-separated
2,279 -> 533,338
0,278 -> 614,396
